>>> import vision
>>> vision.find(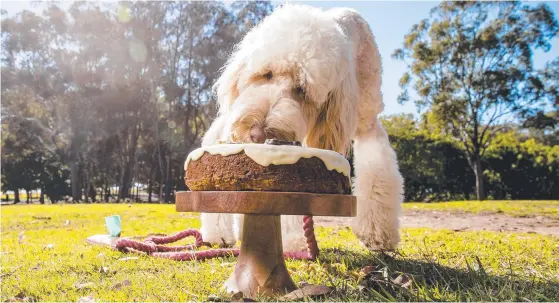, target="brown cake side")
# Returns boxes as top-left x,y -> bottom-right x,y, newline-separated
185,151 -> 351,194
